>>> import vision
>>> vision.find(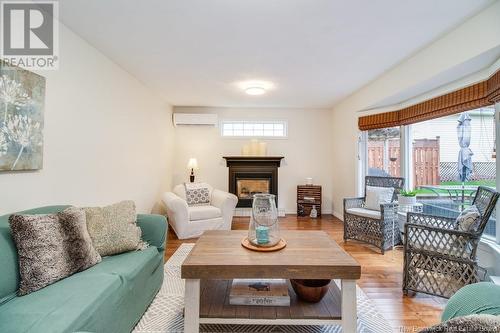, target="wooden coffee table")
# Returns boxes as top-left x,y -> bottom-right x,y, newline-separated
181,230 -> 361,333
